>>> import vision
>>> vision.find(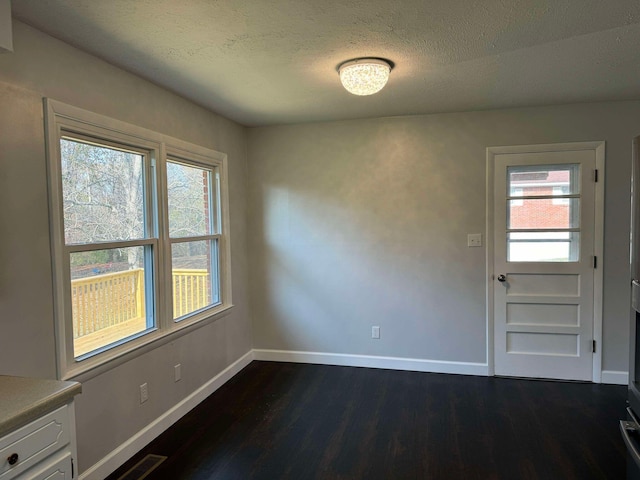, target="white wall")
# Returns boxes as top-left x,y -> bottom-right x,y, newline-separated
247,102 -> 637,375
0,21 -> 252,474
